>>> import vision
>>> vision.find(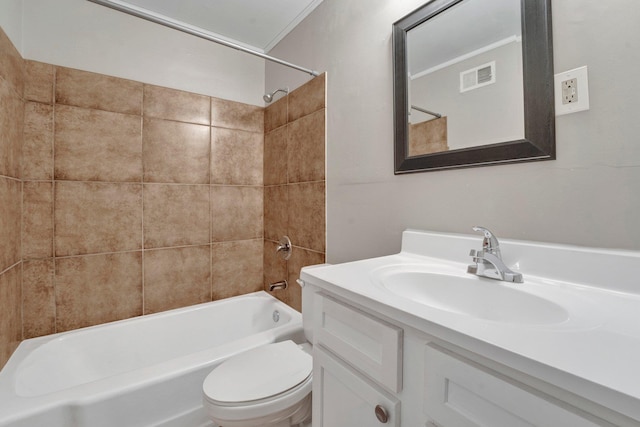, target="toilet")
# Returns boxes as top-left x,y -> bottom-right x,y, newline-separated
202,281 -> 317,427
